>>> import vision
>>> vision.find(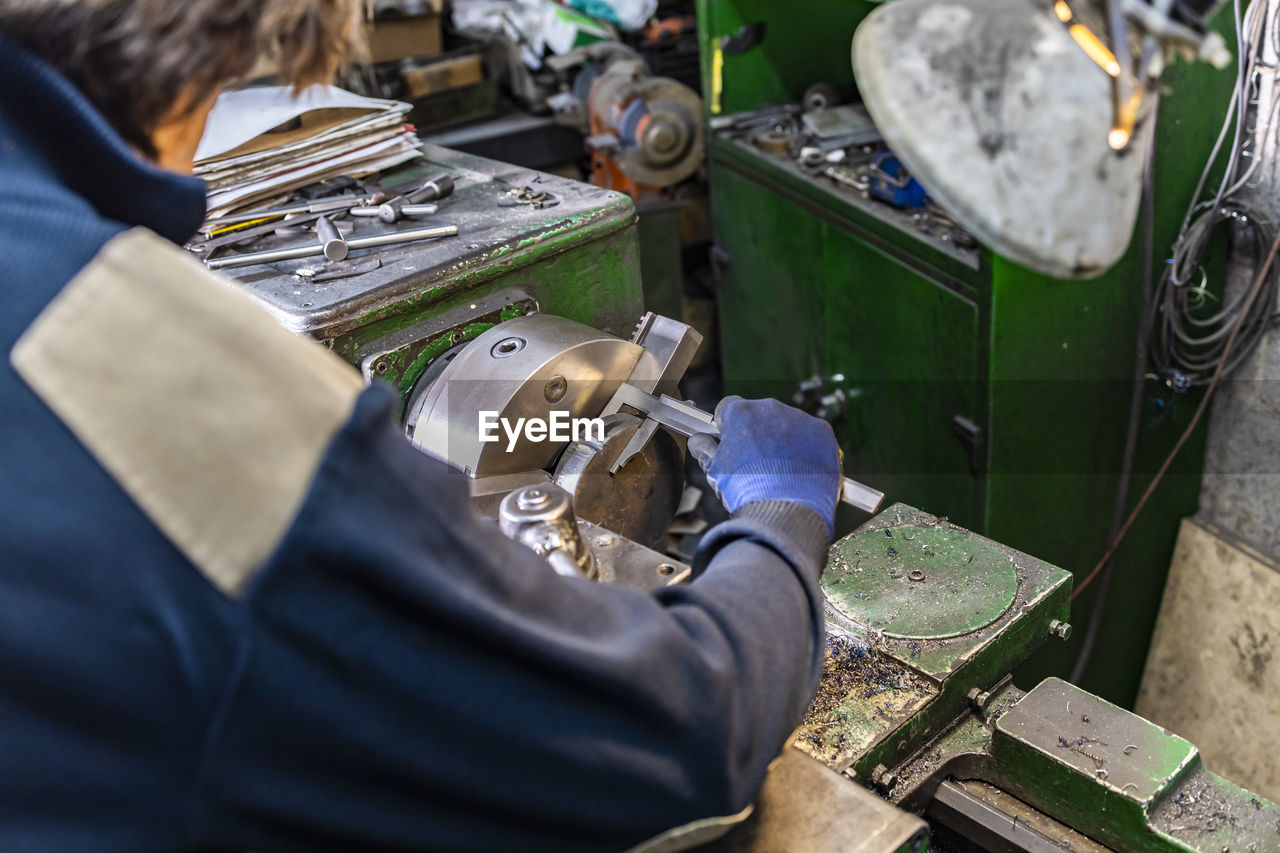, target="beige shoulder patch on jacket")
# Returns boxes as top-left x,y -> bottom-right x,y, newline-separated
10,228 -> 363,597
